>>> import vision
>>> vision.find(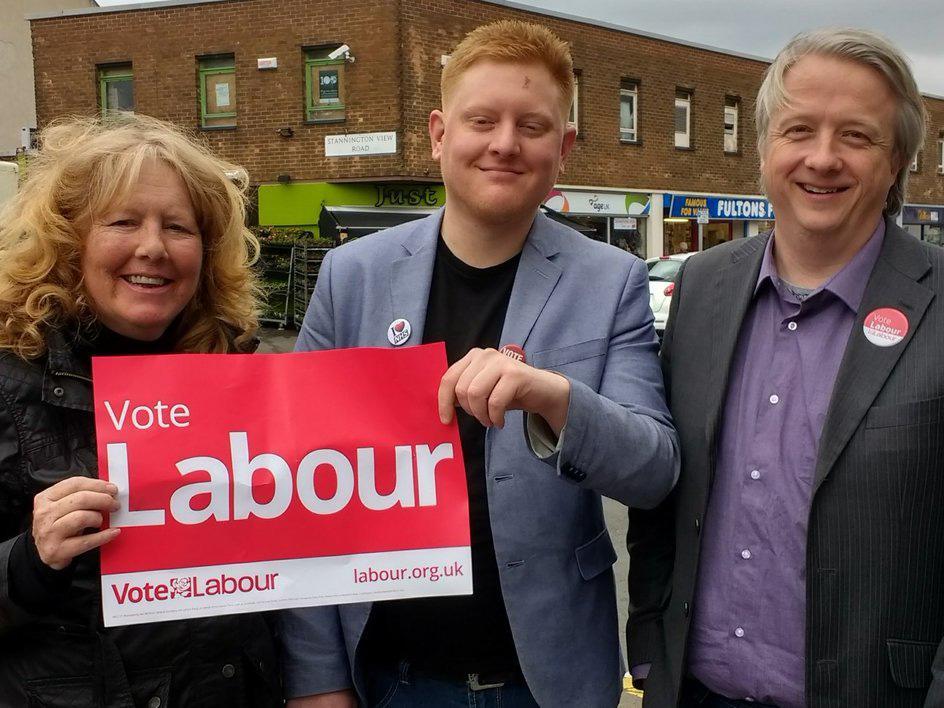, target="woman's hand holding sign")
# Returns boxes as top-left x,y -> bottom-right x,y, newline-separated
32,477 -> 121,570
438,347 -> 570,434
